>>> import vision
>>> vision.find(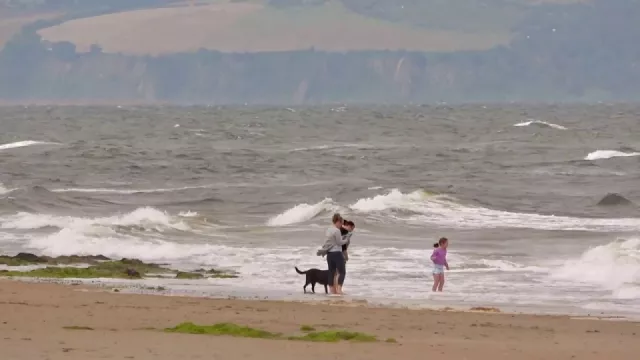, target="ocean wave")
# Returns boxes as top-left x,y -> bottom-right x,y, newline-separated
50,185 -> 212,194
513,120 -> 567,130
290,144 -> 377,152
0,207 -> 189,232
584,150 -> 640,161
348,189 -> 640,232
0,183 -> 16,196
0,140 -> 61,151
266,198 -> 339,226
552,238 -> 640,299
25,227 -> 211,260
